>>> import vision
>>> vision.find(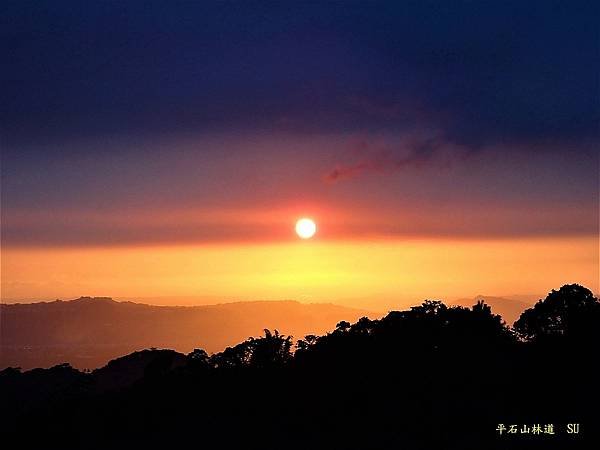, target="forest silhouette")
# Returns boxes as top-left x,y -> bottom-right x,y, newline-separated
1,284 -> 598,449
